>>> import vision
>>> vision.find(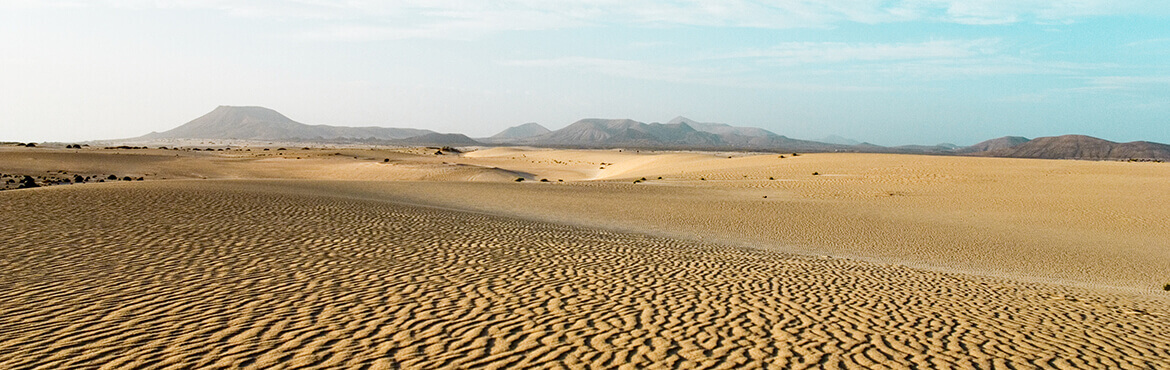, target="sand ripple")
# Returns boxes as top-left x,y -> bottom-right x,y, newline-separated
1,181 -> 1167,368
